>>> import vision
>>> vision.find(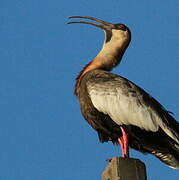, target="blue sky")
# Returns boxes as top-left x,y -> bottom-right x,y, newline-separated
0,0 -> 179,179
